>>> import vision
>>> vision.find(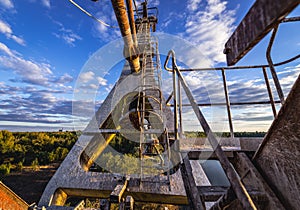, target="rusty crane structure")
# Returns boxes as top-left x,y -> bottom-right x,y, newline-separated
34,0 -> 300,209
